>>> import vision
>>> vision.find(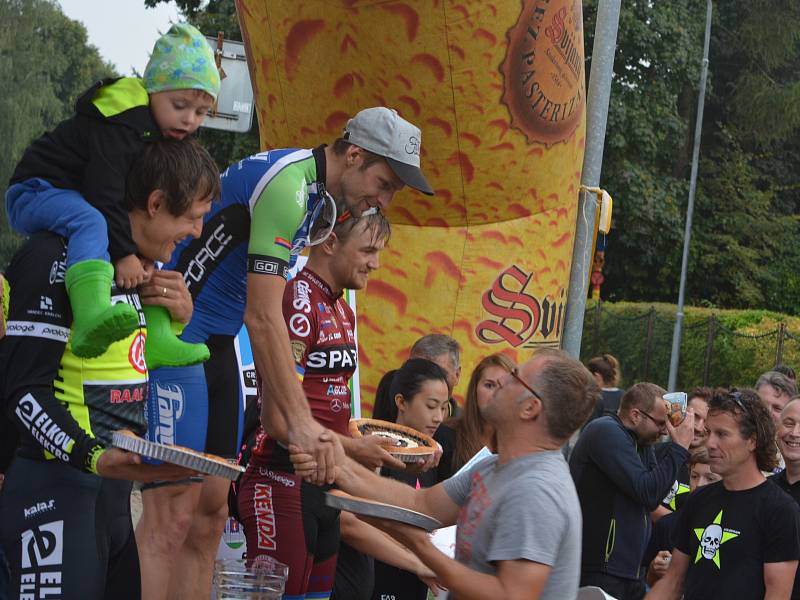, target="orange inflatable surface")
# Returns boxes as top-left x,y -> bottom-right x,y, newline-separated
236,0 -> 586,409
